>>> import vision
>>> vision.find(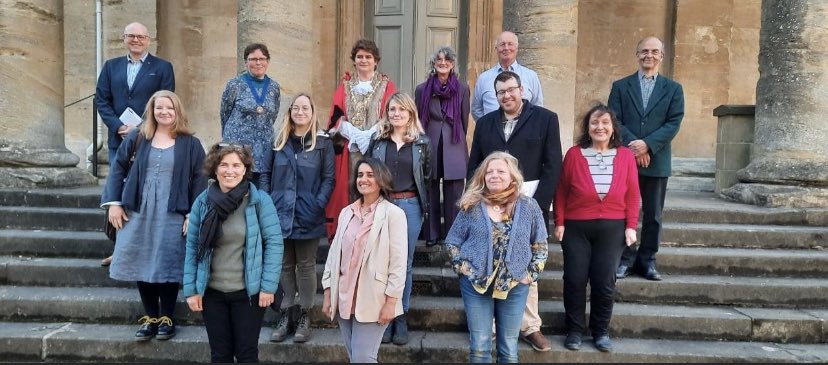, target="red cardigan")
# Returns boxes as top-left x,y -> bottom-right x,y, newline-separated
553,146 -> 640,228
